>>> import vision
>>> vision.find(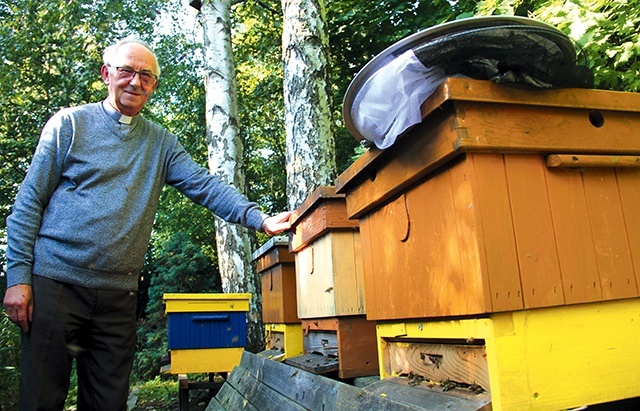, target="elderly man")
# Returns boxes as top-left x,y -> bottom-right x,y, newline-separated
3,37 -> 291,410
